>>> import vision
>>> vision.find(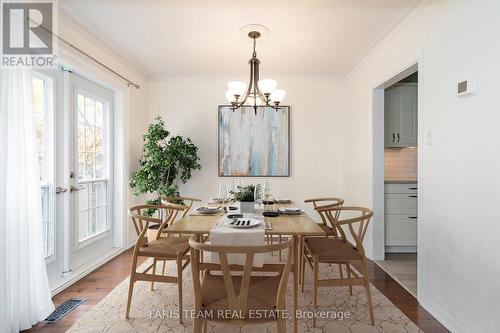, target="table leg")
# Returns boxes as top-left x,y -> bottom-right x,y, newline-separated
298,236 -> 302,286
293,235 -> 298,333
